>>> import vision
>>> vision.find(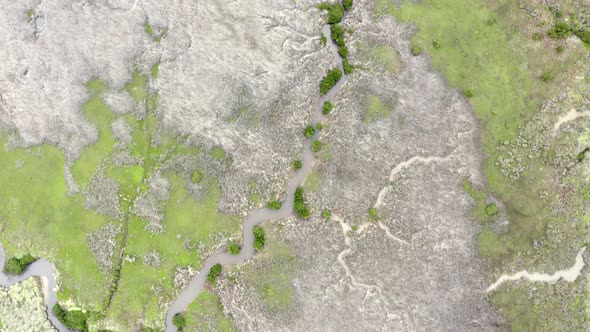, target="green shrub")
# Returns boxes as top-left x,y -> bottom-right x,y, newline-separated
3,254 -> 36,275
464,89 -> 474,98
293,160 -> 302,170
320,35 -> 327,45
173,313 -> 186,329
316,122 -> 323,130
253,225 -> 266,251
191,170 -> 203,183
555,45 -> 564,53
311,140 -> 322,152
411,43 -> 422,56
319,68 -> 342,95
327,4 -> 345,24
304,125 -> 316,138
330,24 -> 346,47
53,304 -> 89,331
338,45 -> 349,58
432,40 -> 441,49
574,29 -> 590,44
532,32 -> 542,41
294,187 -> 311,219
207,263 -> 222,285
267,200 -> 282,210
342,59 -> 353,74
485,203 -> 499,216
547,21 -> 572,39
322,101 -> 333,115
227,243 -> 241,255
343,0 -> 353,11
321,209 -> 332,219
368,207 -> 378,220
541,71 -> 553,82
